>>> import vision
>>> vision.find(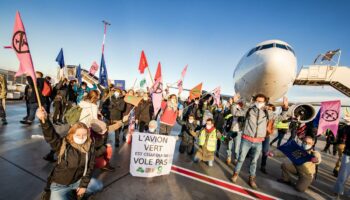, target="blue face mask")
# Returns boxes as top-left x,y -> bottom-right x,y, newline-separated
217,109 -> 222,112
